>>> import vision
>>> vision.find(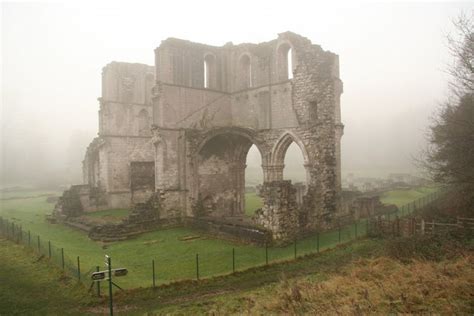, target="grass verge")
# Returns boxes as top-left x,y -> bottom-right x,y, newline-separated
0,238 -> 95,315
